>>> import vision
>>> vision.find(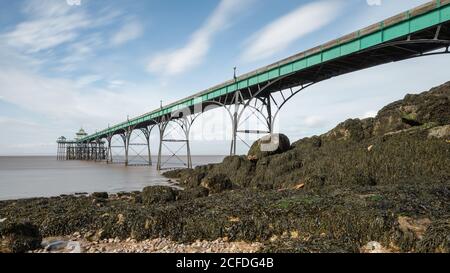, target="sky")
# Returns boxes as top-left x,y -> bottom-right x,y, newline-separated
0,0 -> 449,156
